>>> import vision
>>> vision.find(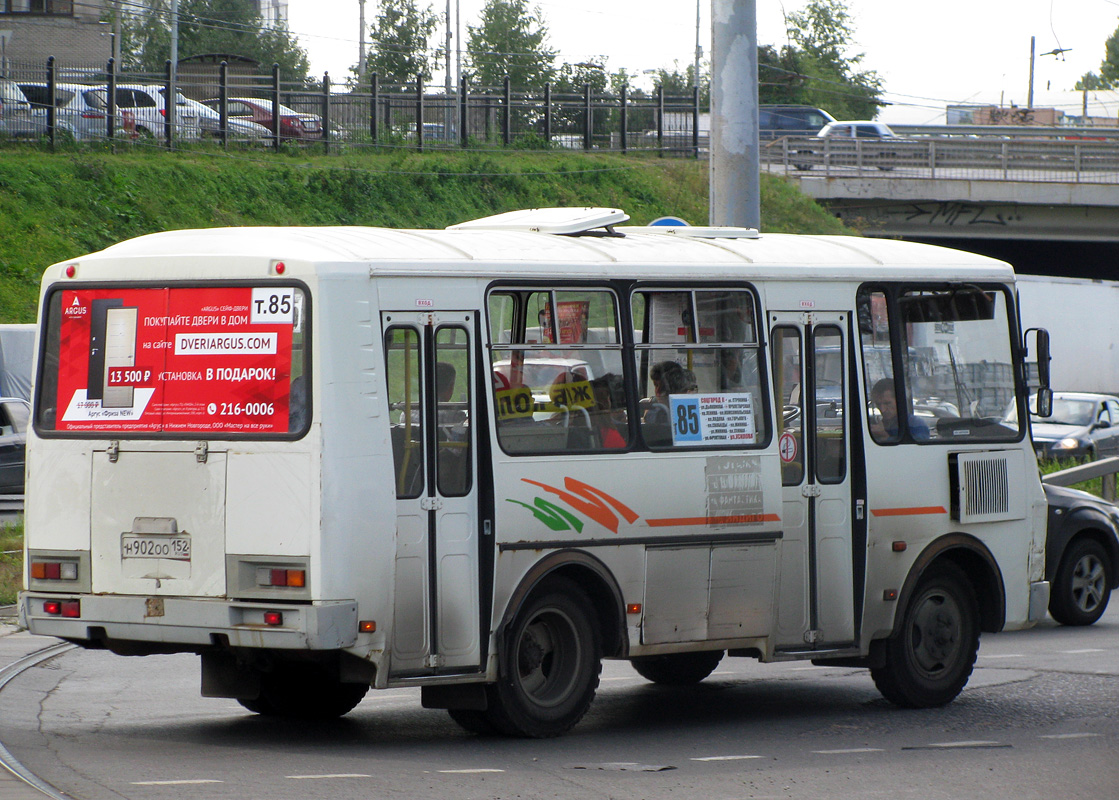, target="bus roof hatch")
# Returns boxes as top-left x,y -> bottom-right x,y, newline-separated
447,207 -> 630,235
